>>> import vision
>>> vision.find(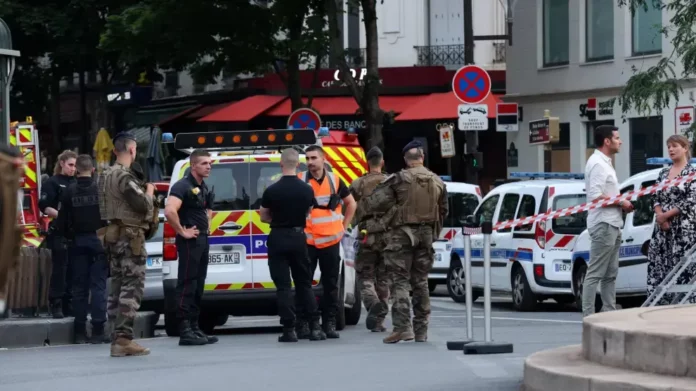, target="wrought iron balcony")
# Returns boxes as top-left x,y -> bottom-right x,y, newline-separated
414,45 -> 465,68
319,48 -> 366,69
